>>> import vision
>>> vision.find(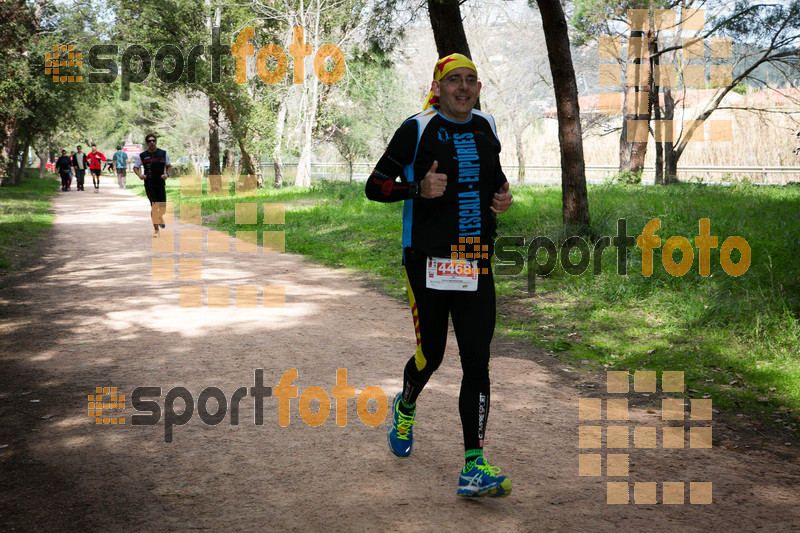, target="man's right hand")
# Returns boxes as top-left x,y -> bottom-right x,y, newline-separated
421,160 -> 447,198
